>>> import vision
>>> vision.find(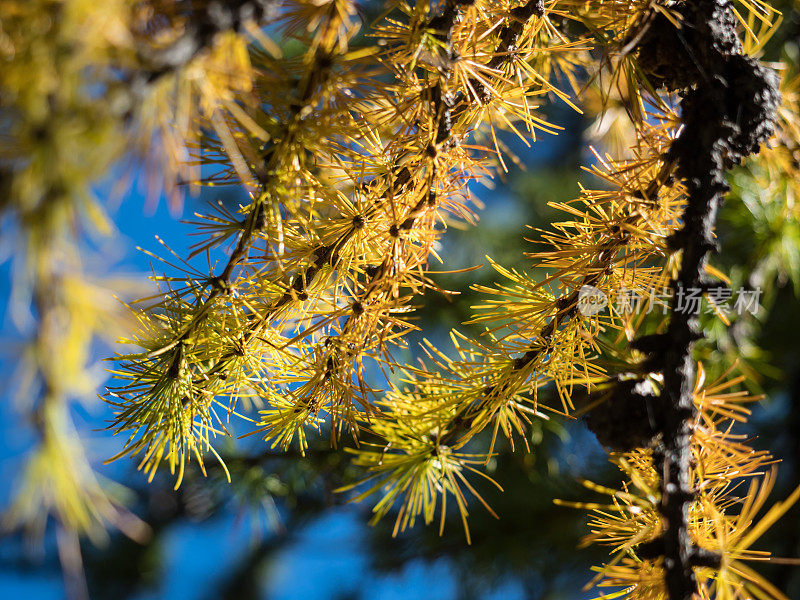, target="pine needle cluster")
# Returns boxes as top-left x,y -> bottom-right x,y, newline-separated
100,2 -> 800,598
3,0 -> 800,598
